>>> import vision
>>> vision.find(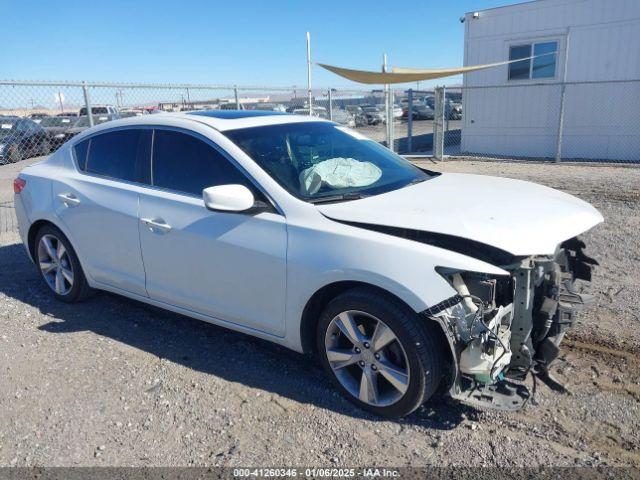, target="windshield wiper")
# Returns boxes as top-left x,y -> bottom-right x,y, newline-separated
308,192 -> 365,204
